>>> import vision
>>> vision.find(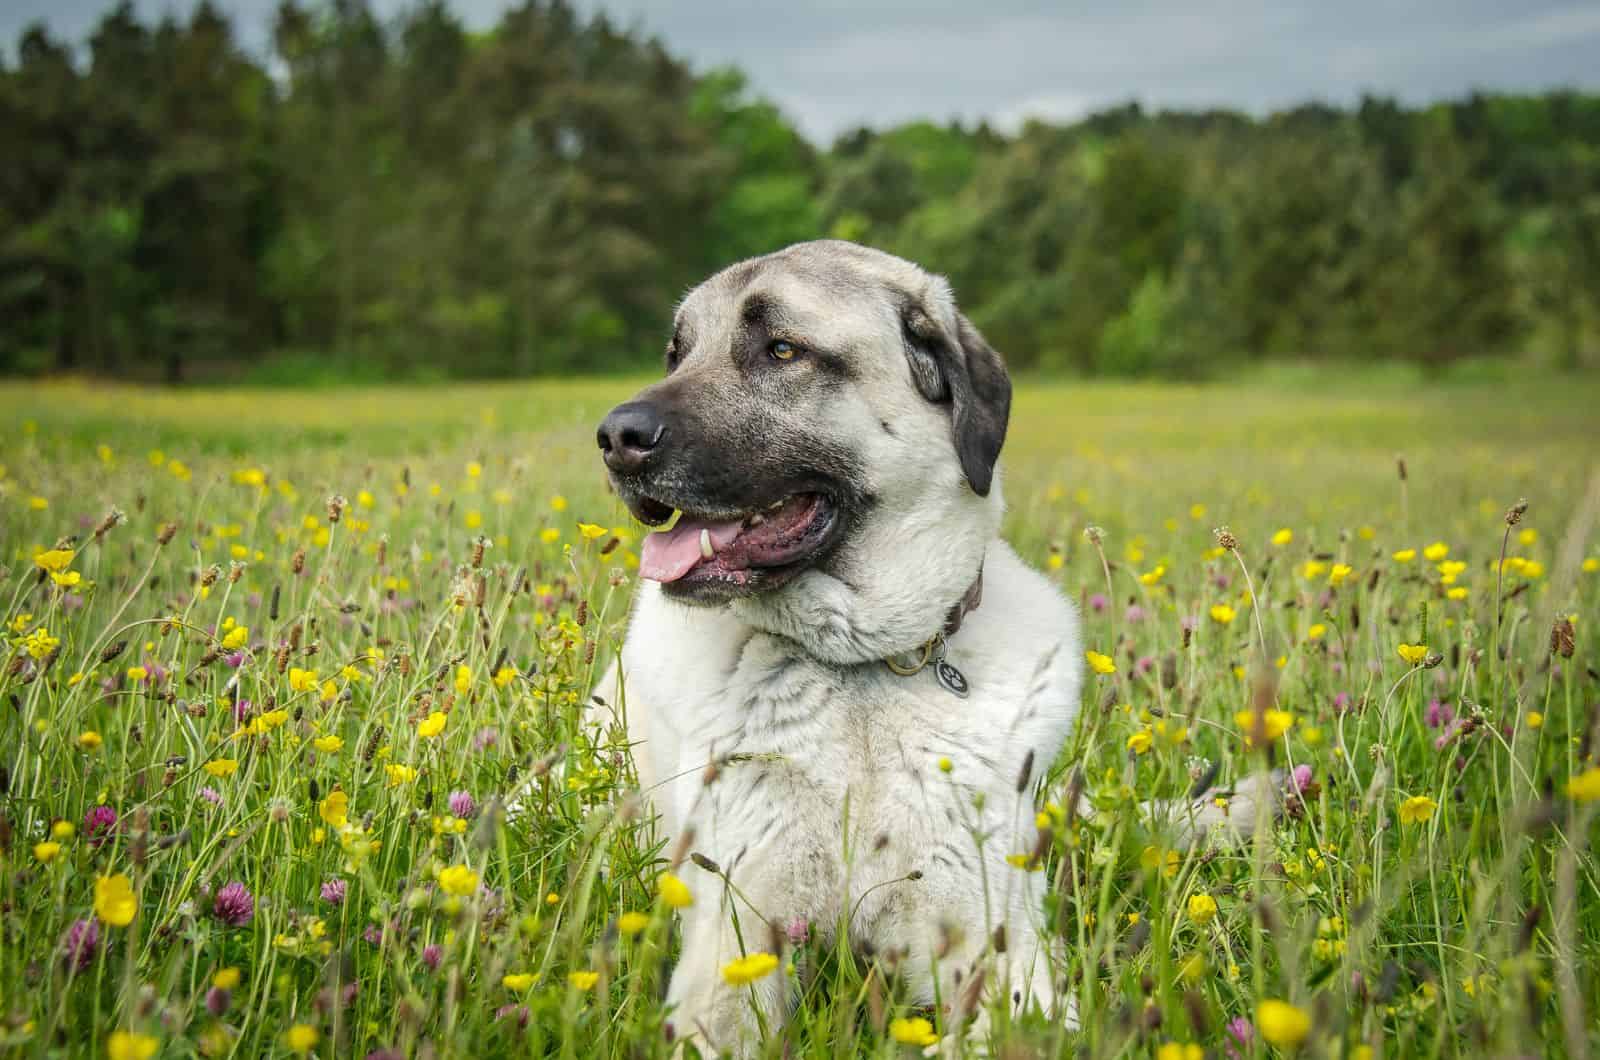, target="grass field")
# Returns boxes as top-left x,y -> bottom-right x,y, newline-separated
2,373 -> 1599,1059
